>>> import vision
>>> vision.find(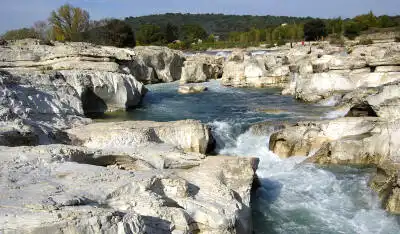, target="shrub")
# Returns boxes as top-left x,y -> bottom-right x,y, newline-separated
39,39 -> 54,46
2,28 -> 39,40
303,19 -> 327,41
344,22 -> 361,40
82,19 -> 136,48
0,38 -> 7,46
358,38 -> 373,45
330,37 -> 345,46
